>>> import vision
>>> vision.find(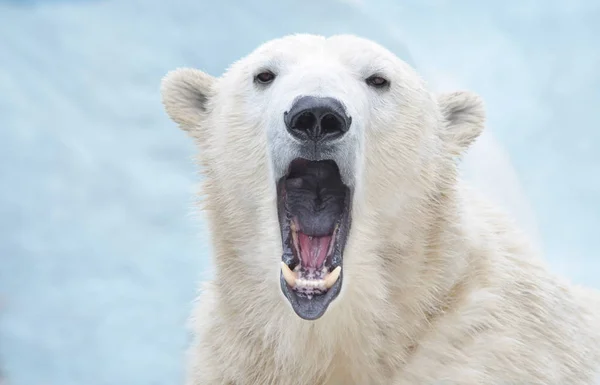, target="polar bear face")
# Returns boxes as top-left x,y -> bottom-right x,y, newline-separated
161,34 -> 484,321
